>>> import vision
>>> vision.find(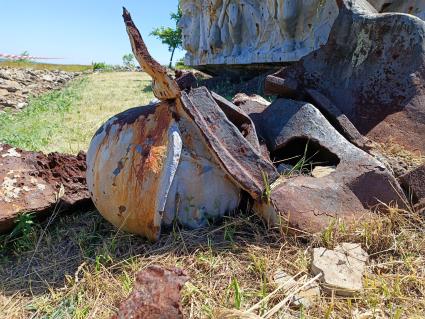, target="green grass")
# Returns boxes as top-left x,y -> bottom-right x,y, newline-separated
0,72 -> 155,154
0,78 -> 87,152
0,61 -> 92,72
